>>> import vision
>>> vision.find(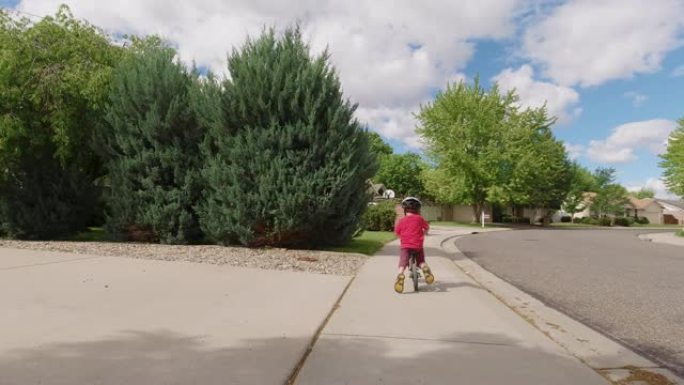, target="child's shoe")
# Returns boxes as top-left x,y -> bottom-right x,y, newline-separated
422,265 -> 435,284
394,273 -> 405,293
